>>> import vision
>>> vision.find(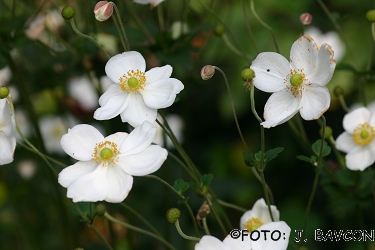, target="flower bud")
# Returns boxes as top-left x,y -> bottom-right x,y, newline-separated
366,10 -> 375,22
61,6 -> 76,20
319,126 -> 332,139
241,68 -> 255,82
94,1 -> 114,22
201,65 -> 215,80
166,208 -> 181,224
333,86 -> 344,97
300,13 -> 312,25
214,24 -> 225,36
0,87 -> 10,99
95,204 -> 106,216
